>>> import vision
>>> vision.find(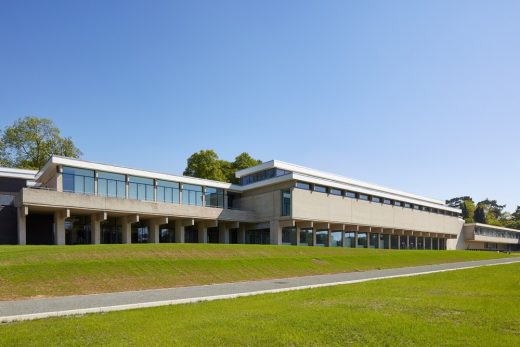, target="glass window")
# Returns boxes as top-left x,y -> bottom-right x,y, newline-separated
281,190 -> 291,216
329,188 -> 342,196
315,230 -> 328,246
414,205 -> 420,210
156,180 -> 180,204
404,203 -> 411,208
358,194 -> 369,201
295,182 -> 311,190
330,231 -> 343,247
346,191 -> 356,199
182,184 -> 203,206
394,201 -> 402,207
282,227 -> 295,245
371,196 -> 381,203
344,232 -> 356,248
240,168 -> 290,185
98,172 -> 126,198
128,176 -> 154,201
62,167 -> 95,194
313,185 -> 327,193
383,199 -> 392,205
205,187 -> 224,208
357,232 -> 367,247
